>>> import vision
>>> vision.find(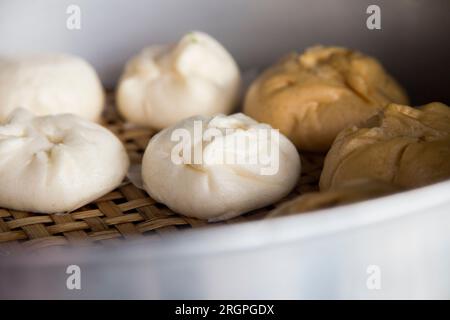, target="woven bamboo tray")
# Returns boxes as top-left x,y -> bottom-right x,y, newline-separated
0,94 -> 325,254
